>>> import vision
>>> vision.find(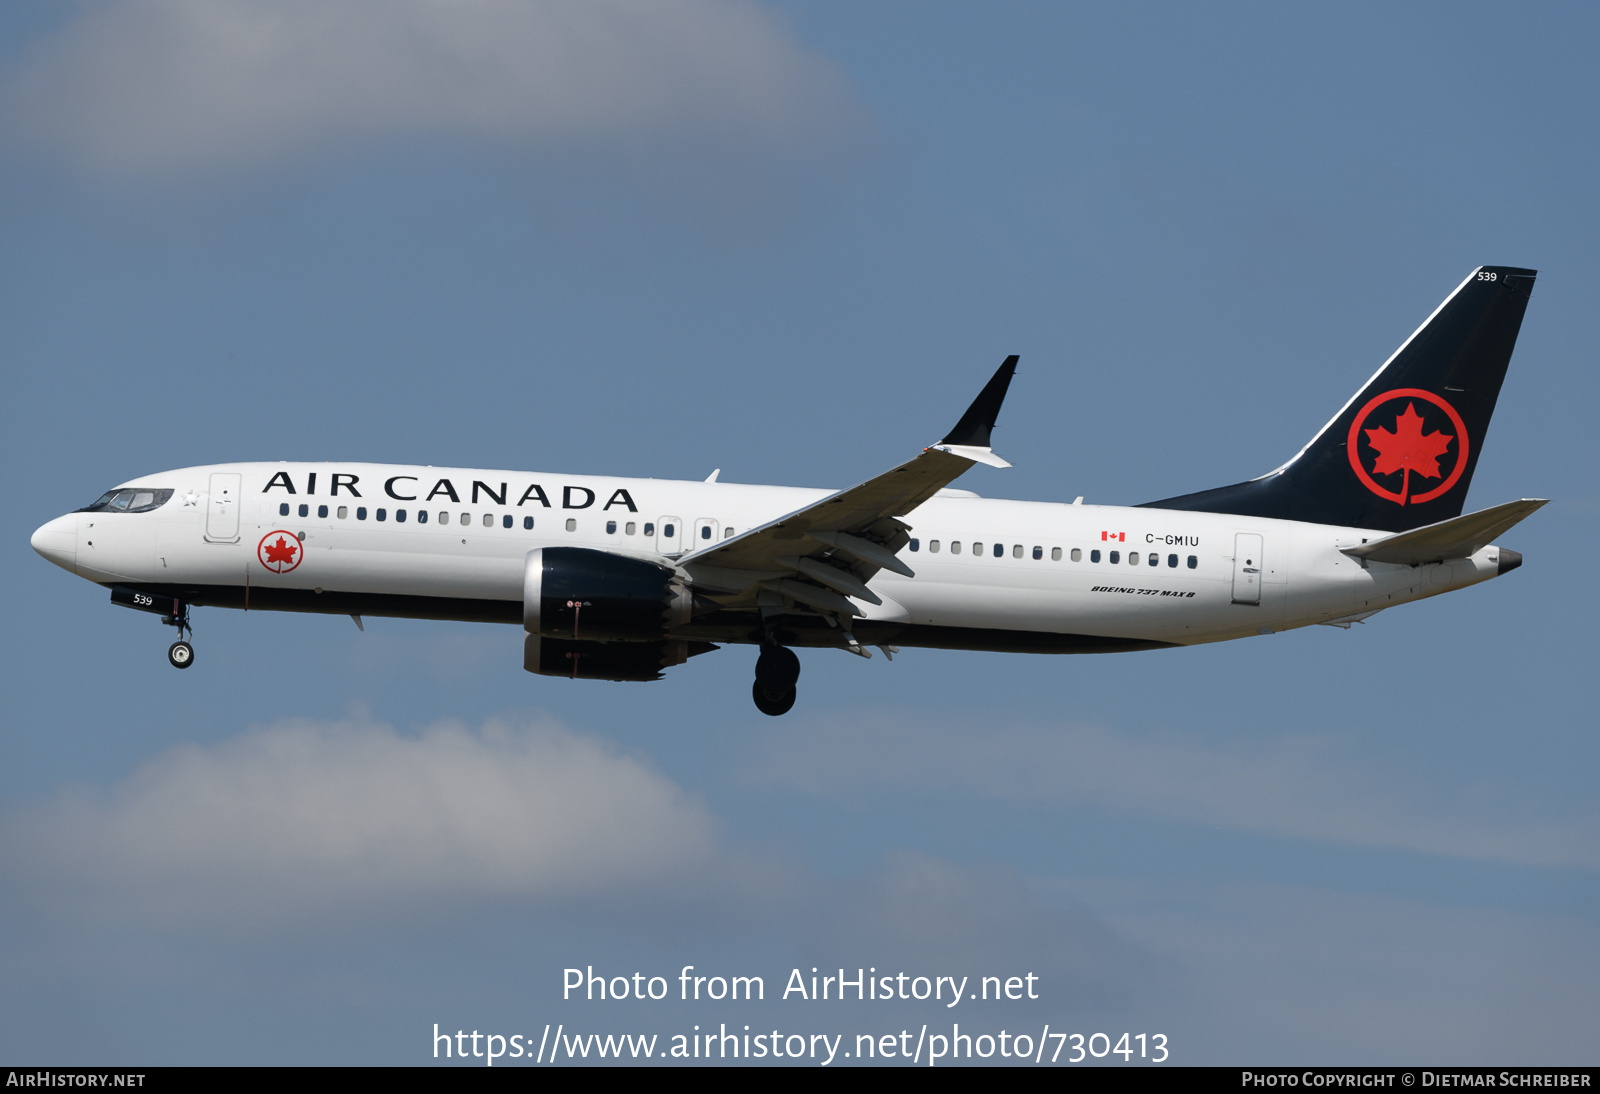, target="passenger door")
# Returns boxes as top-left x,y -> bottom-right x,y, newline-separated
1231,532 -> 1263,605
205,472 -> 242,542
